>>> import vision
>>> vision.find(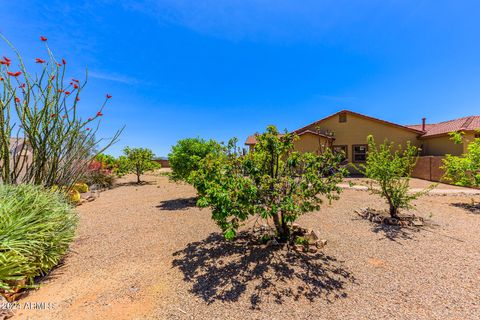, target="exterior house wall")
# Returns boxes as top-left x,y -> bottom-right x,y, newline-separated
462,133 -> 476,154
293,133 -> 332,154
302,113 -> 421,163
419,136 -> 463,156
